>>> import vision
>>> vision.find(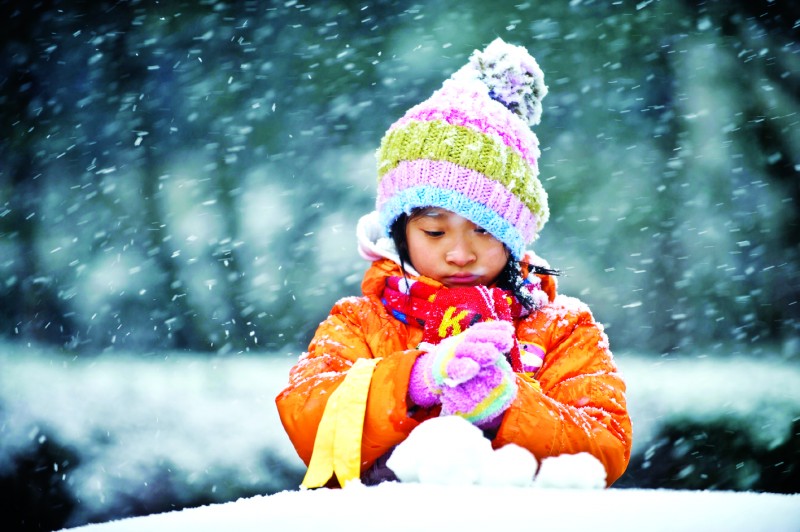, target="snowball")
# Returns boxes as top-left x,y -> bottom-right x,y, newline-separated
533,452 -> 607,489
386,416 -> 538,487
480,443 -> 537,487
387,416 -> 491,485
